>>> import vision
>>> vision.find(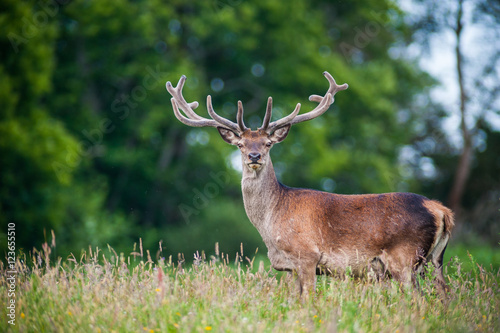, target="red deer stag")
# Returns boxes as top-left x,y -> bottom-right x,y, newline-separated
166,72 -> 454,297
